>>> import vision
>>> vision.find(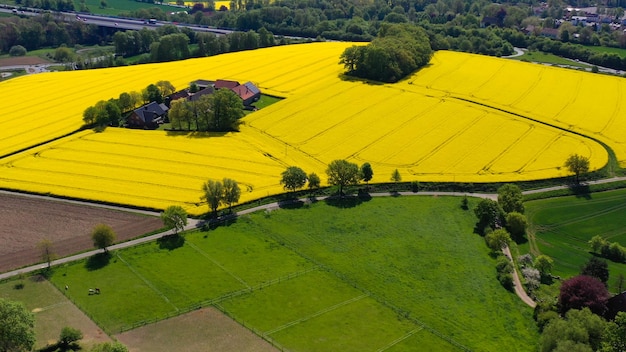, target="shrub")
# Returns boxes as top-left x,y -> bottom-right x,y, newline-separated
498,272 -> 514,291
9,45 -> 27,56
518,254 -> 533,267
59,326 -> 83,347
411,181 -> 419,192
522,267 -> 541,291
496,255 -> 513,274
